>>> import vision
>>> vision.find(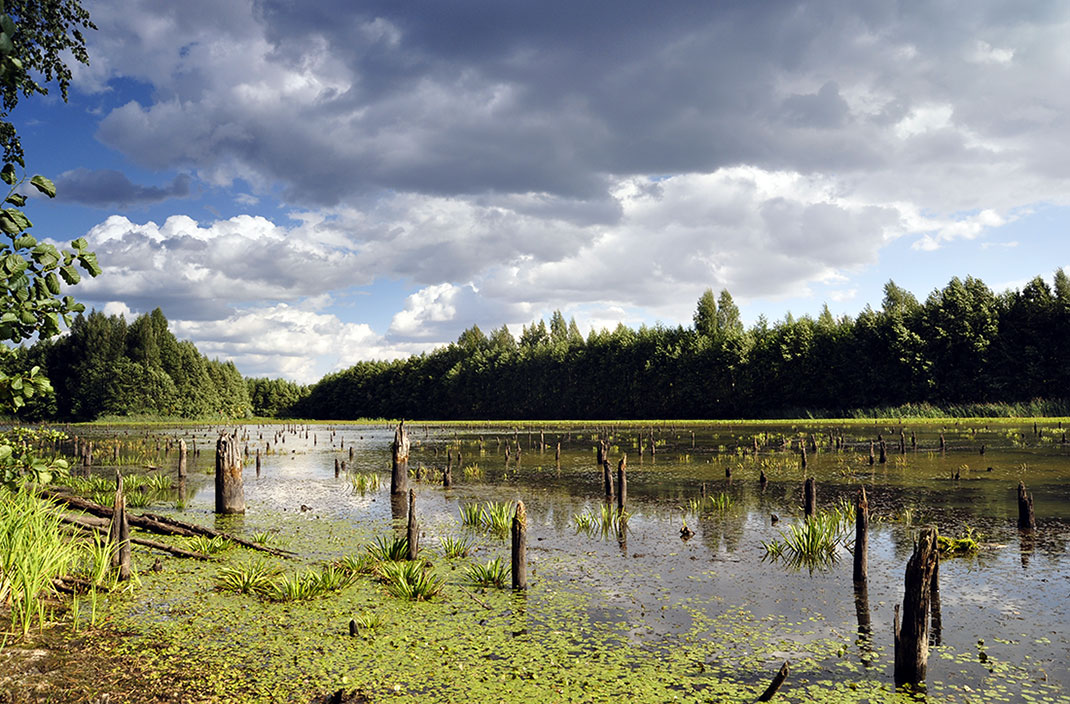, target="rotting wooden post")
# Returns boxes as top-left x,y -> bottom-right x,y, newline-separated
443,464 -> 452,488
894,525 -> 939,689
757,661 -> 789,702
800,442 -> 807,469
759,469 -> 768,491
1017,480 -> 1036,532
391,421 -> 410,496
602,459 -> 614,497
334,458 -> 340,478
879,439 -> 887,464
899,430 -> 906,454
555,442 -> 561,463
406,489 -> 419,561
511,501 -> 528,590
868,441 -> 875,466
178,439 -> 188,480
108,473 -> 131,581
854,487 -> 869,584
939,433 -> 946,453
349,446 -> 354,461
617,455 -> 627,512
255,448 -> 261,477
803,477 -> 816,518
215,433 -> 245,514
930,550 -> 942,646
753,436 -> 759,455
911,430 -> 917,451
